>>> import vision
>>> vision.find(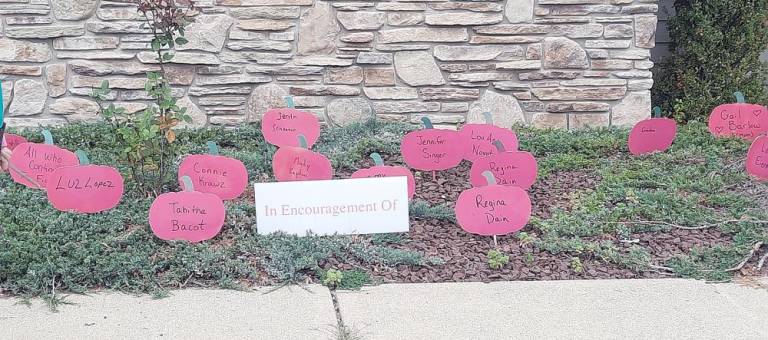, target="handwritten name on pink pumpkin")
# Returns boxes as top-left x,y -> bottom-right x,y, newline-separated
46,165 -> 124,213
628,118 -> 677,155
459,124 -> 519,162
401,129 -> 463,171
455,185 -> 532,236
149,191 -> 226,243
708,103 -> 768,141
747,134 -> 768,181
469,151 -> 537,190
272,147 -> 333,182
9,143 -> 78,188
178,155 -> 248,200
262,108 -> 320,148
